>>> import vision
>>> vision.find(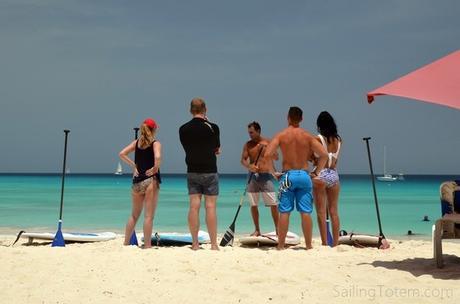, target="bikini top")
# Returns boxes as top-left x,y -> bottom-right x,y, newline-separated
316,134 -> 341,168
